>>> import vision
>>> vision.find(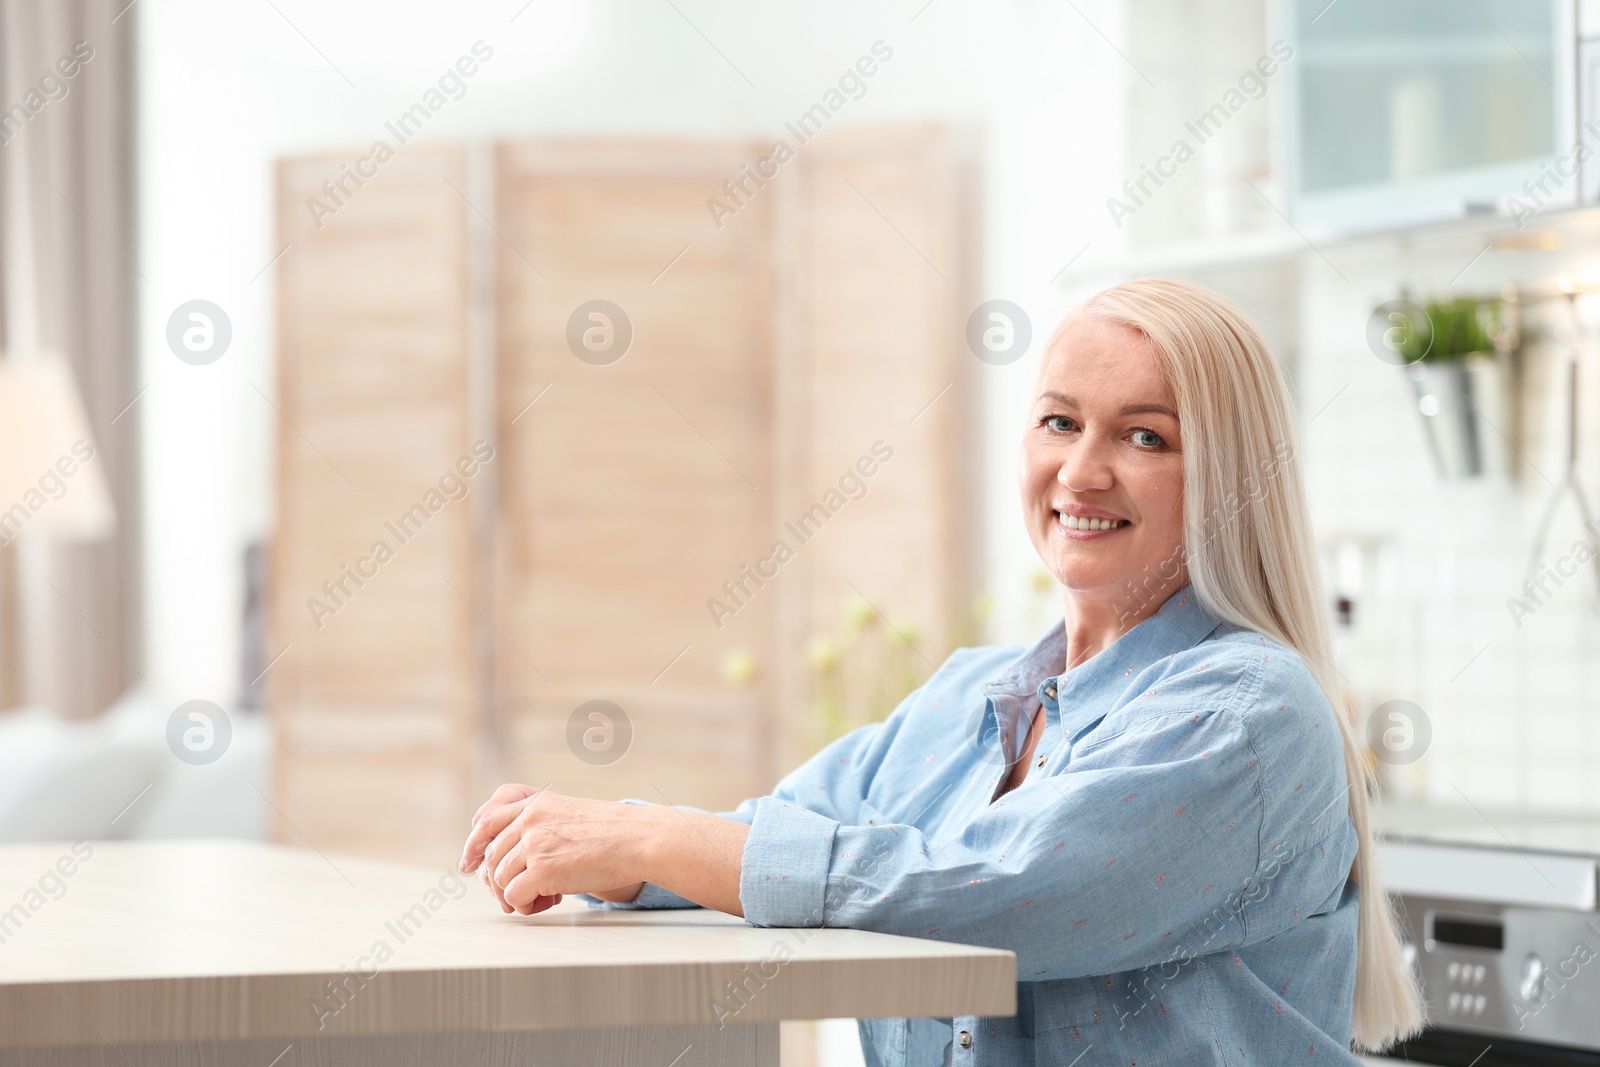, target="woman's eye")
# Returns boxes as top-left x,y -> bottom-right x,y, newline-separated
1130,428 -> 1165,448
1044,416 -> 1077,433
